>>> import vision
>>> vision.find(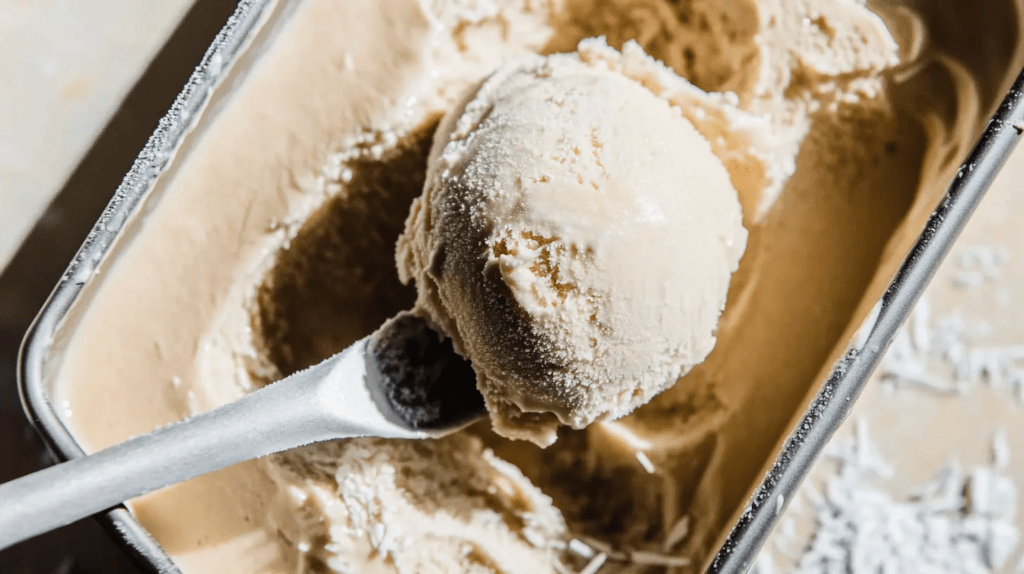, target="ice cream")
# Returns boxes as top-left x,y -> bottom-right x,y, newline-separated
43,0 -> 1023,572
397,46 -> 748,446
